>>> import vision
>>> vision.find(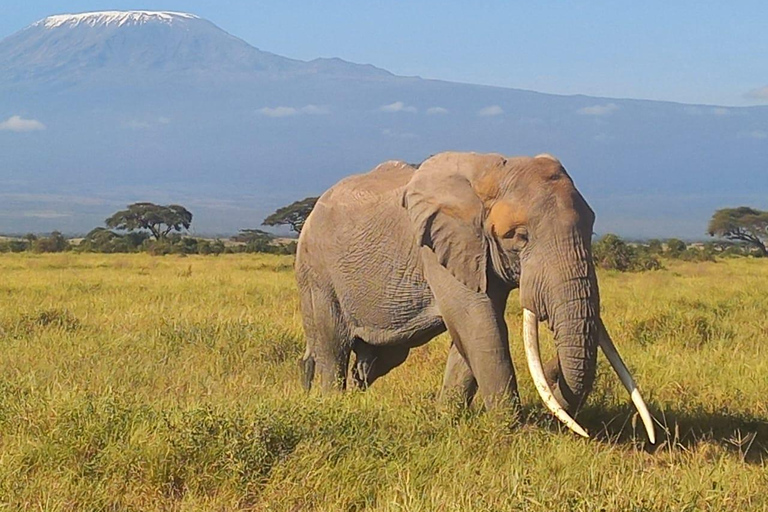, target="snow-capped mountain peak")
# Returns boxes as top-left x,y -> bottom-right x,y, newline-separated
35,11 -> 198,29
